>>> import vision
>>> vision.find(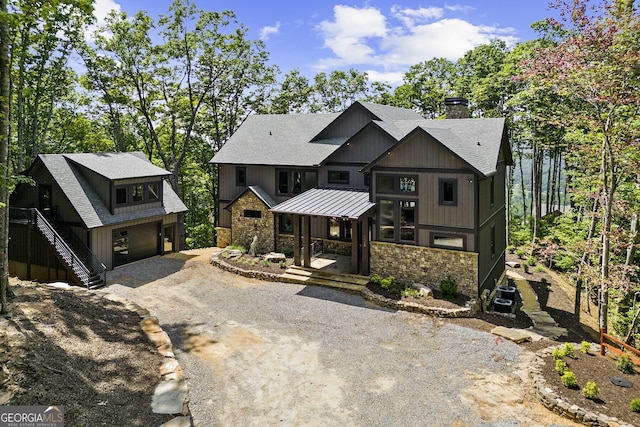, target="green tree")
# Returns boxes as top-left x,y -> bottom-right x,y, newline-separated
0,0 -> 10,314
310,69 -> 370,113
523,0 -> 640,331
